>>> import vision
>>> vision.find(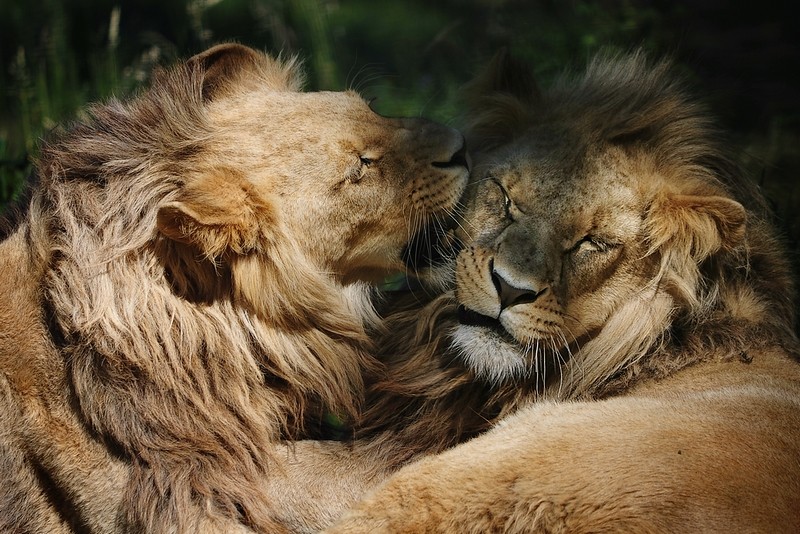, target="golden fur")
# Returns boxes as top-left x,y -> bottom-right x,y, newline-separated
0,43 -> 468,533
265,51 -> 800,533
